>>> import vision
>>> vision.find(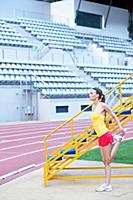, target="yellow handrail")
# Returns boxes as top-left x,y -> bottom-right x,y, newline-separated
45,74 -> 133,139
44,73 -> 133,187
